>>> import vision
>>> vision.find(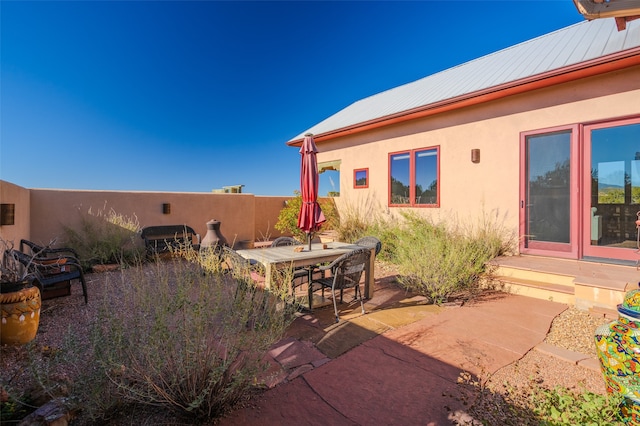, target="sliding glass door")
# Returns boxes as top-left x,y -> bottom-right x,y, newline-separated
583,118 -> 640,262
521,127 -> 578,257
521,118 -> 639,262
